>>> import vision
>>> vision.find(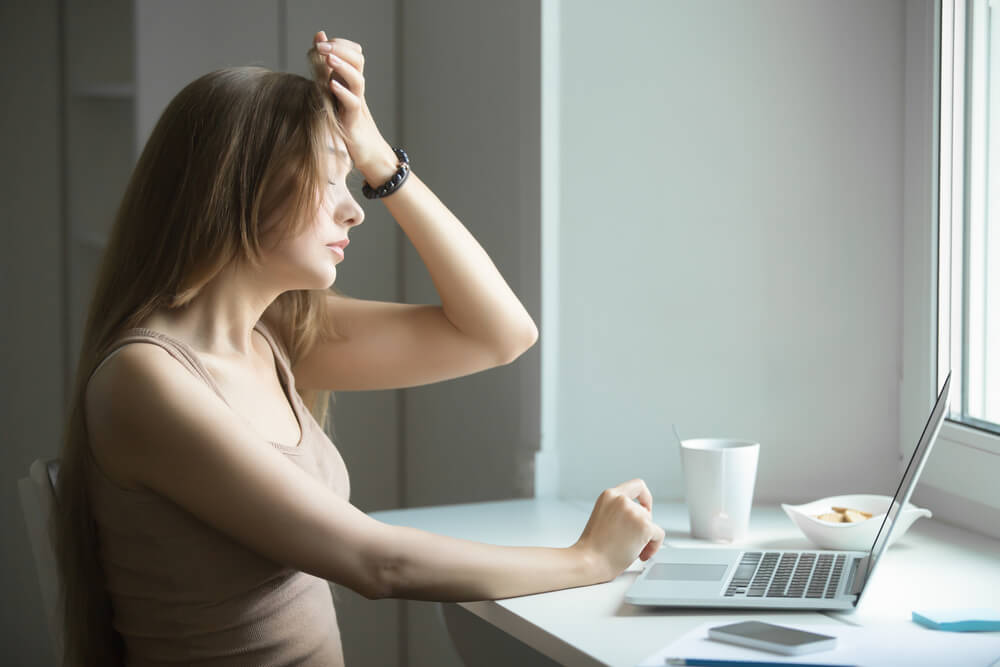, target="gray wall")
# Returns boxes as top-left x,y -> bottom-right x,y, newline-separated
546,0 -> 908,505
1,3 -> 65,665
398,3 -> 541,663
398,0 -> 542,508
